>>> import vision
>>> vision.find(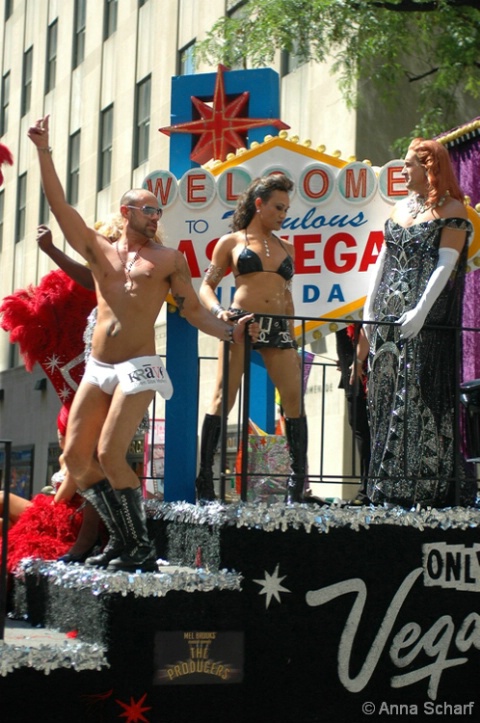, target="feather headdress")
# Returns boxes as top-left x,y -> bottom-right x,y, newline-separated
0,142 -> 14,186
0,270 -> 96,406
